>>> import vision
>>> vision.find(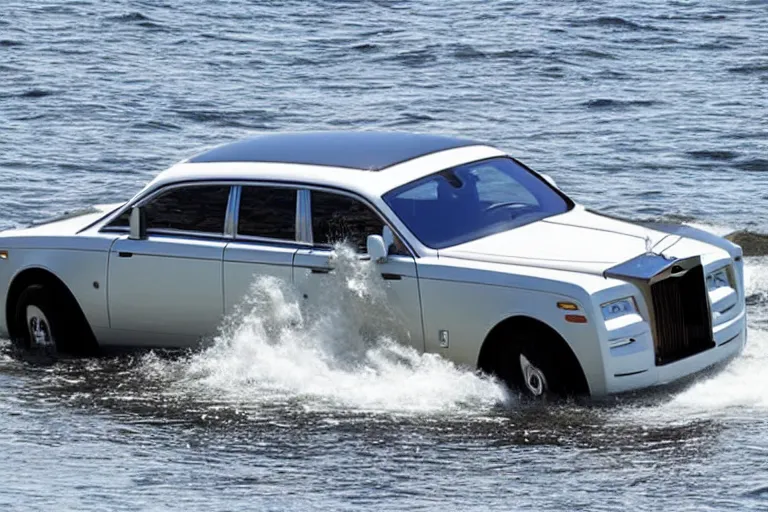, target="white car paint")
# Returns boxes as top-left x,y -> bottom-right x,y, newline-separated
0,138 -> 746,397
